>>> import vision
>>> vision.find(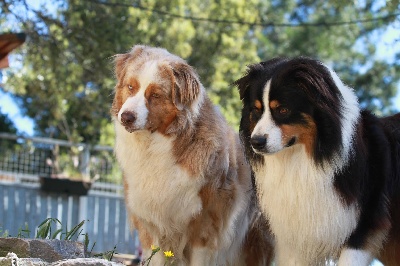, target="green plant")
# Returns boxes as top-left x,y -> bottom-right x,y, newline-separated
4,218 -> 118,261
142,245 -> 175,266
35,218 -> 62,239
17,222 -> 30,238
84,233 -> 98,258
93,245 -> 117,261
35,218 -> 87,241
64,220 -> 85,241
0,227 -> 9,238
143,245 -> 160,266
